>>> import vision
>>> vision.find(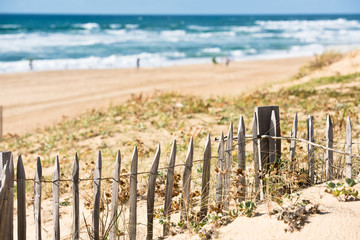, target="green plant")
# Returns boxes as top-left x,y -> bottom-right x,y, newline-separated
325,178 -> 359,201
238,201 -> 257,217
